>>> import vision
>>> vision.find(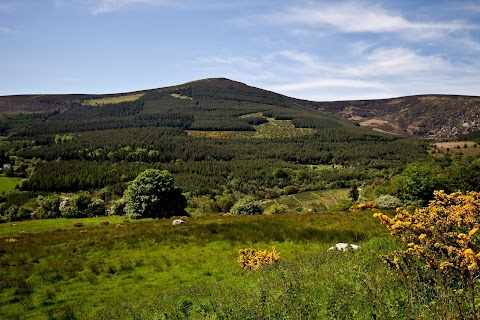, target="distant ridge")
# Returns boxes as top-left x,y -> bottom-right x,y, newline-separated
1,77 -> 479,139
